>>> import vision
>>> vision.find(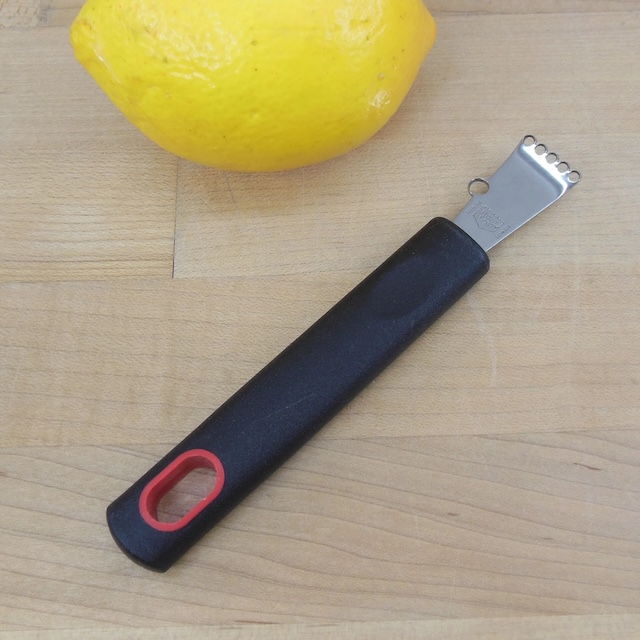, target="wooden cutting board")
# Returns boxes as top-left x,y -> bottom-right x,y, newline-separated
1,1 -> 639,637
